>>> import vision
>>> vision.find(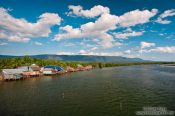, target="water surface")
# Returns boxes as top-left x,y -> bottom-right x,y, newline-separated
0,65 -> 175,116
